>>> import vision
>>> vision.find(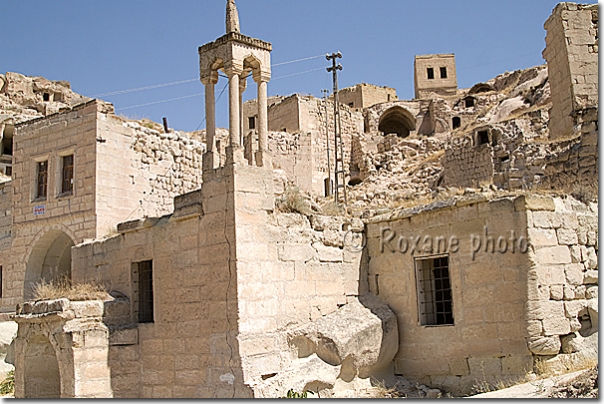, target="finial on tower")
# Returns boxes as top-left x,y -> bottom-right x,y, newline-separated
226,0 -> 240,34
